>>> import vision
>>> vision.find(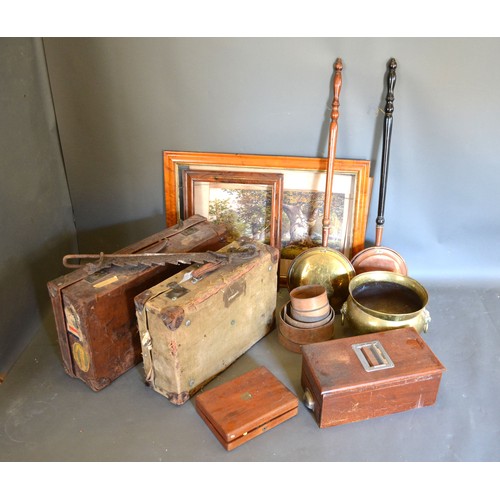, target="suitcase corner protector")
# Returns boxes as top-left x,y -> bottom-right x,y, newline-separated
134,290 -> 152,313
47,280 -> 59,297
159,305 -> 185,331
165,390 -> 190,405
